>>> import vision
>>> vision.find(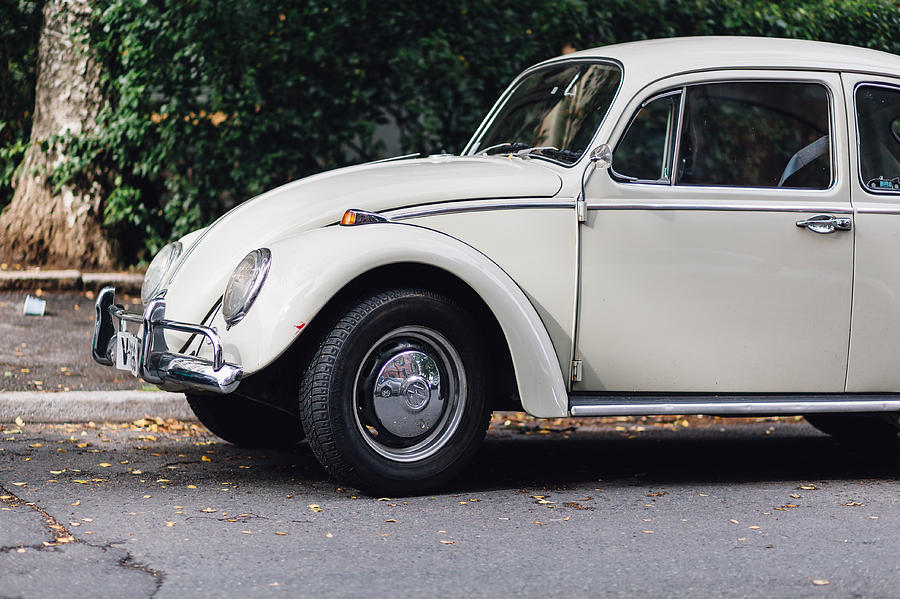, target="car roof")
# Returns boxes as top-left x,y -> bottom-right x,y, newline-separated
546,36 -> 900,81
